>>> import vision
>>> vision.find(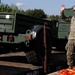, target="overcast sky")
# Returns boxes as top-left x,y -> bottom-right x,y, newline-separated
1,0 -> 75,15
